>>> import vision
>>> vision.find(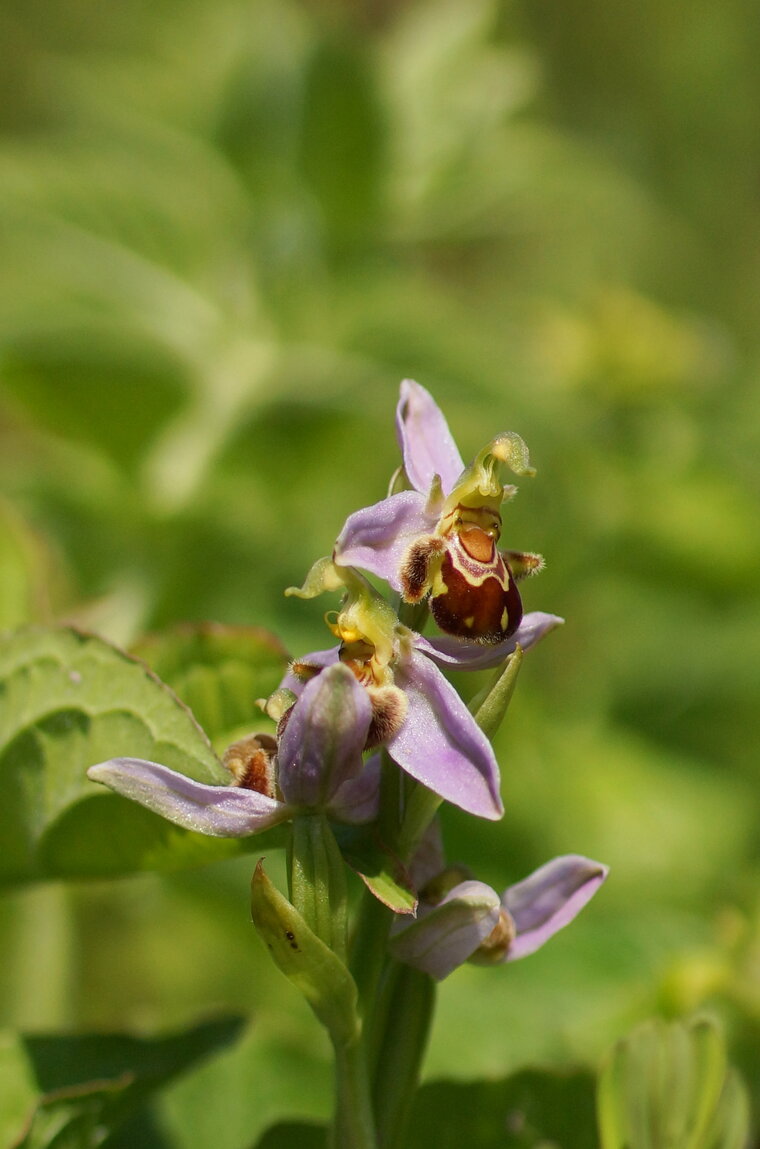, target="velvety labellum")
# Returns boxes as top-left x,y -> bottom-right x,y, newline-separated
431,531 -> 523,645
